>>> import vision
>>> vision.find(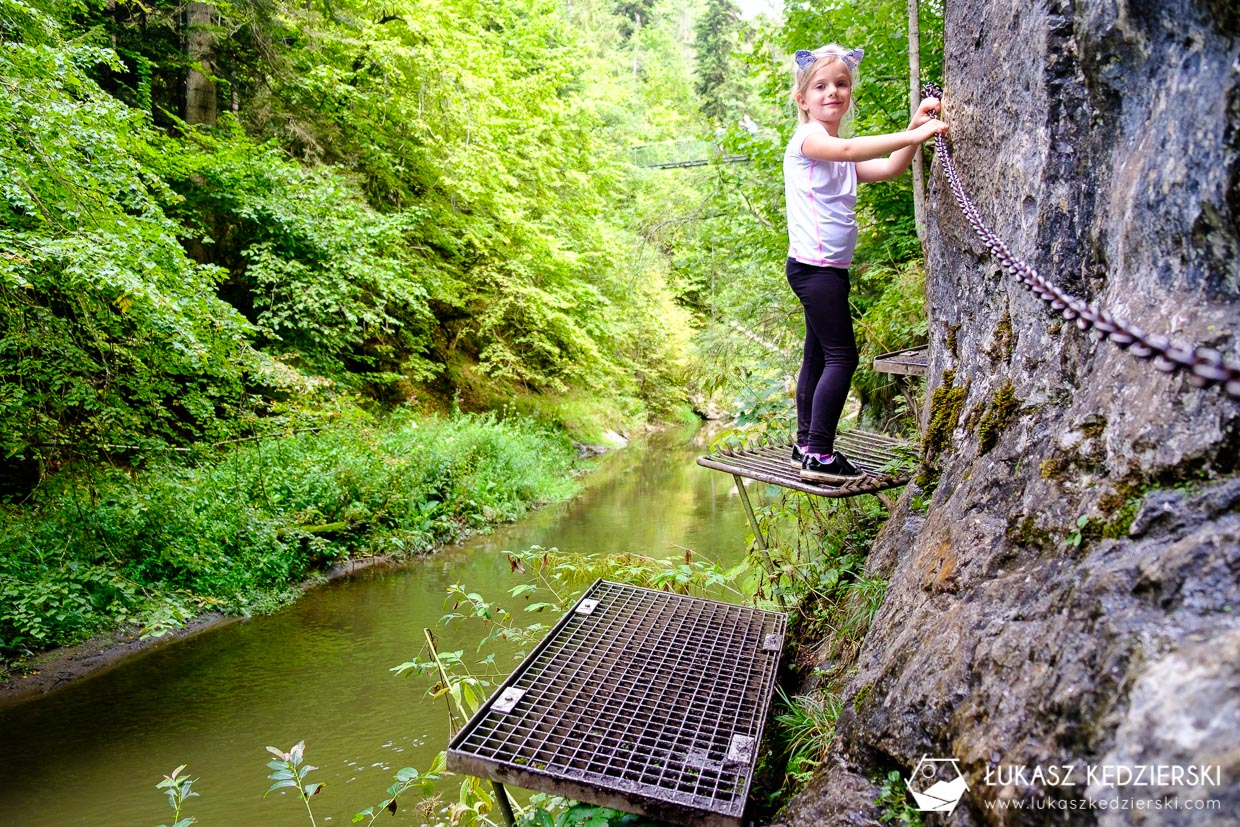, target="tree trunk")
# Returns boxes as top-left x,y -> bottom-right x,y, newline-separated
185,2 -> 217,126
908,0 -> 925,249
